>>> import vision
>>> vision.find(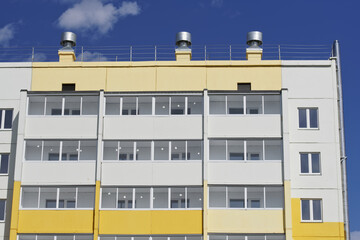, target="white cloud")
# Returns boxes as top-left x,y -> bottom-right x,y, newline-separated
352,231 -> 360,240
211,0 -> 223,7
77,51 -> 108,61
0,23 -> 16,47
57,0 -> 140,35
